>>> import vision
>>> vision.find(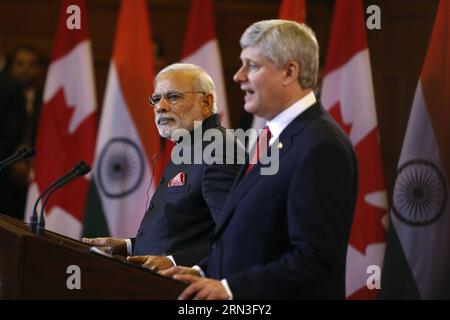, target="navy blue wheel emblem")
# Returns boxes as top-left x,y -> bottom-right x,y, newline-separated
97,137 -> 145,198
392,160 -> 447,226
